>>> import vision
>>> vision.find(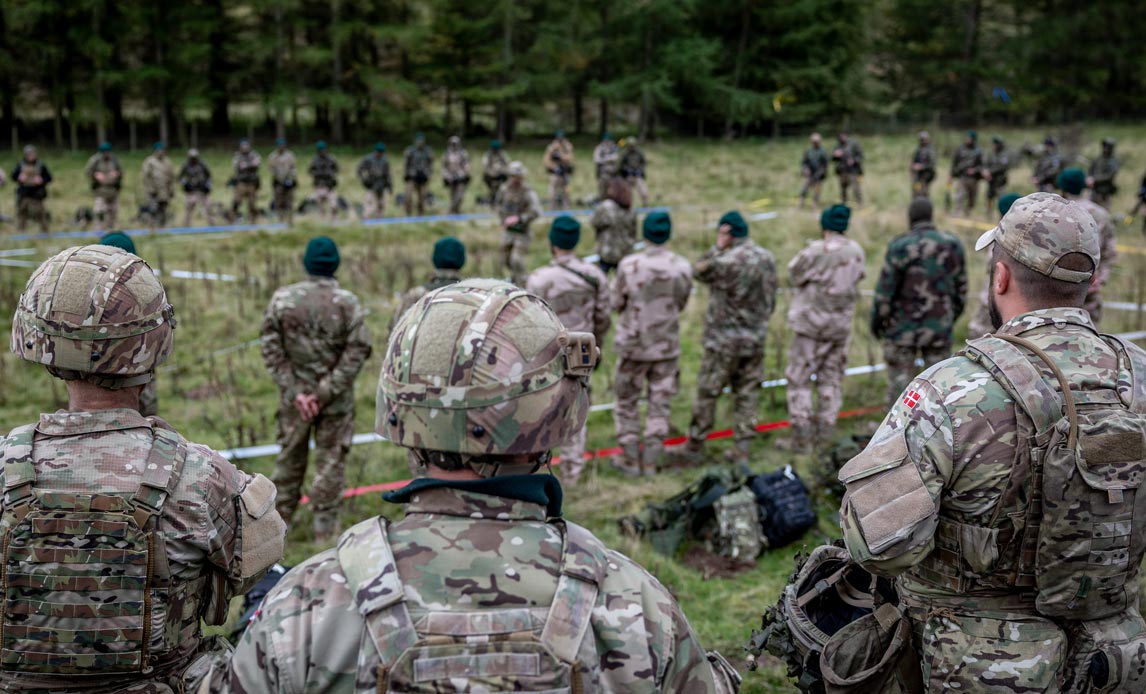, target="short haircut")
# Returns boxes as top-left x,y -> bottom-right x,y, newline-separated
993,245 -> 1093,308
